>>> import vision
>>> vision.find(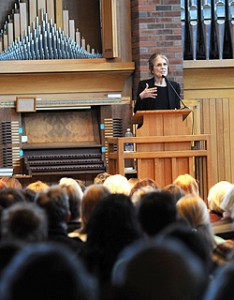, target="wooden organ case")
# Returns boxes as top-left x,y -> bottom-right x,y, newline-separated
0,0 -> 134,185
